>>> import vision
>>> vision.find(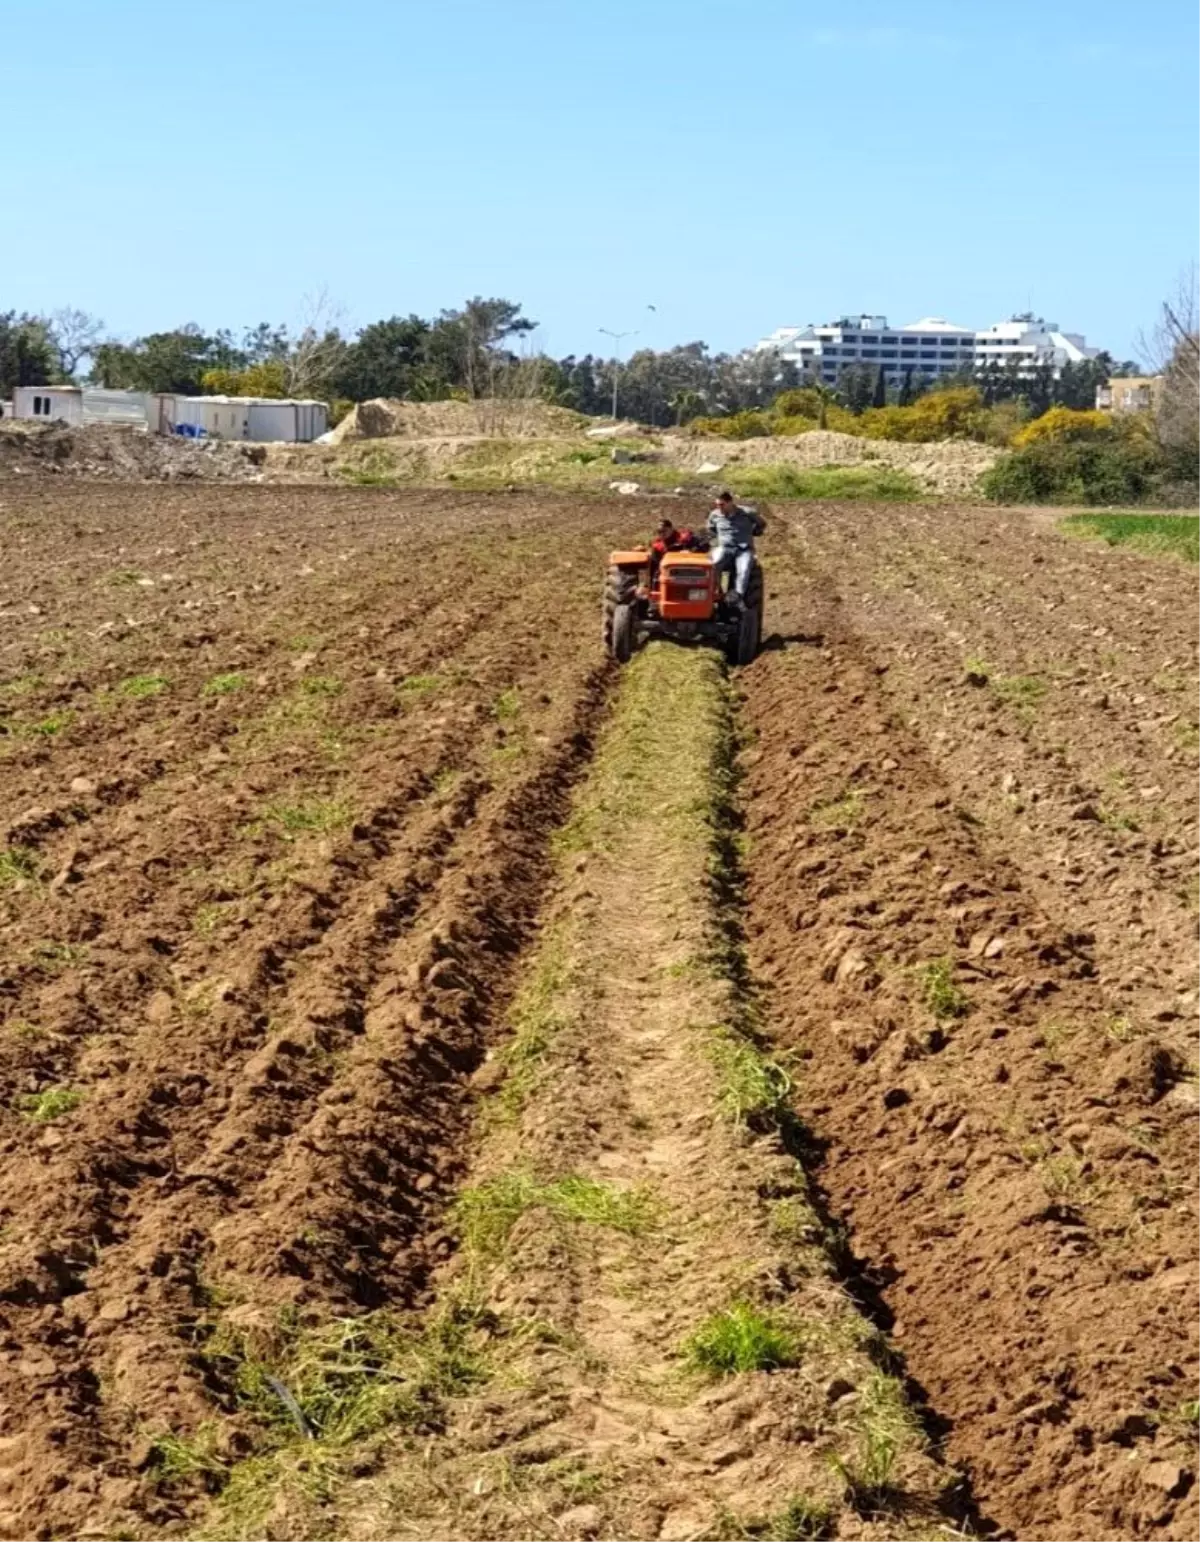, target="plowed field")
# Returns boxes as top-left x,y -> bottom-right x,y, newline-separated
0,484 -> 1195,1542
